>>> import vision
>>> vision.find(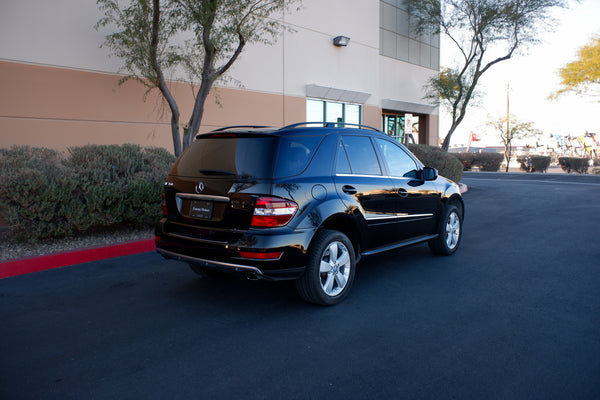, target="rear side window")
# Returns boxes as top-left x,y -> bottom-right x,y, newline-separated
174,136 -> 277,179
273,136 -> 322,178
336,136 -> 382,176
